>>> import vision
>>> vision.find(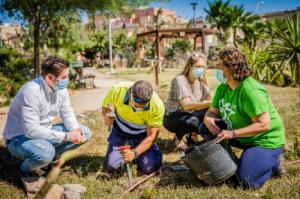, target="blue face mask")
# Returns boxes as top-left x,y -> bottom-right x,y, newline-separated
192,67 -> 204,78
216,69 -> 228,84
57,78 -> 69,90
